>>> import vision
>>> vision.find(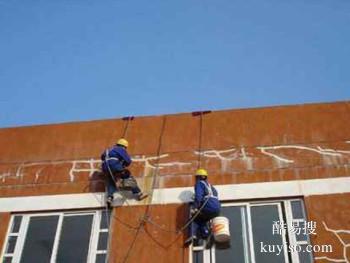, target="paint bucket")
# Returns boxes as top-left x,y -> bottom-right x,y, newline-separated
211,216 -> 230,243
